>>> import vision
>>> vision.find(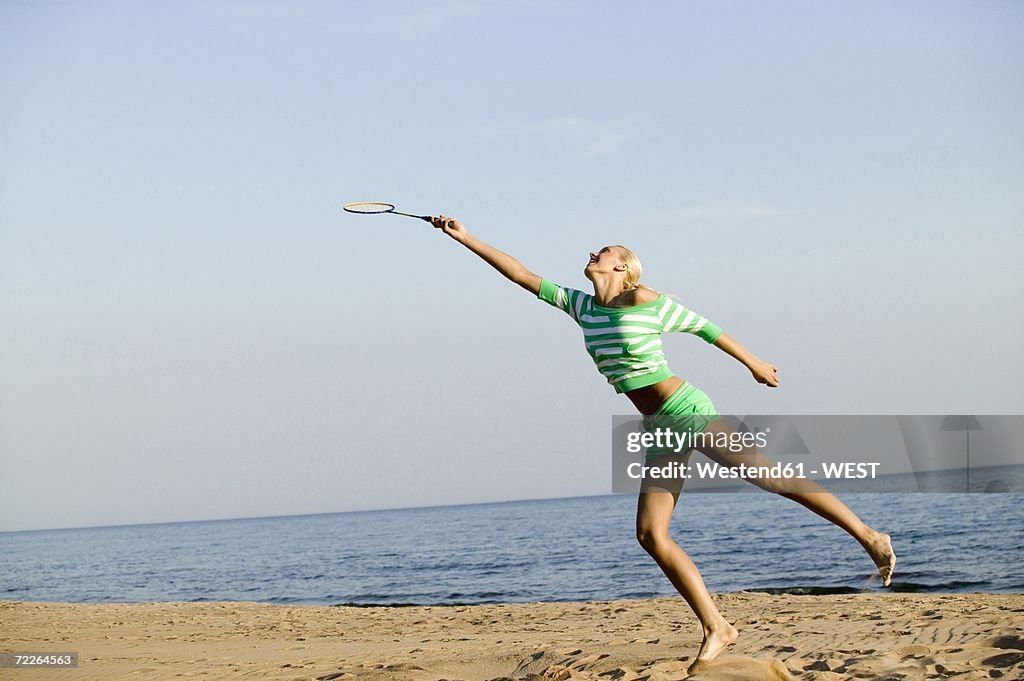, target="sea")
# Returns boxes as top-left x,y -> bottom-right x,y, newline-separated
2,482 -> 1023,606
